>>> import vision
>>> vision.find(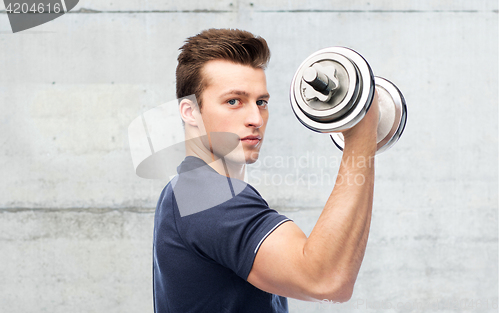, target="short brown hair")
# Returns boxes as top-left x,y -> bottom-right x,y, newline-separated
176,28 -> 270,109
